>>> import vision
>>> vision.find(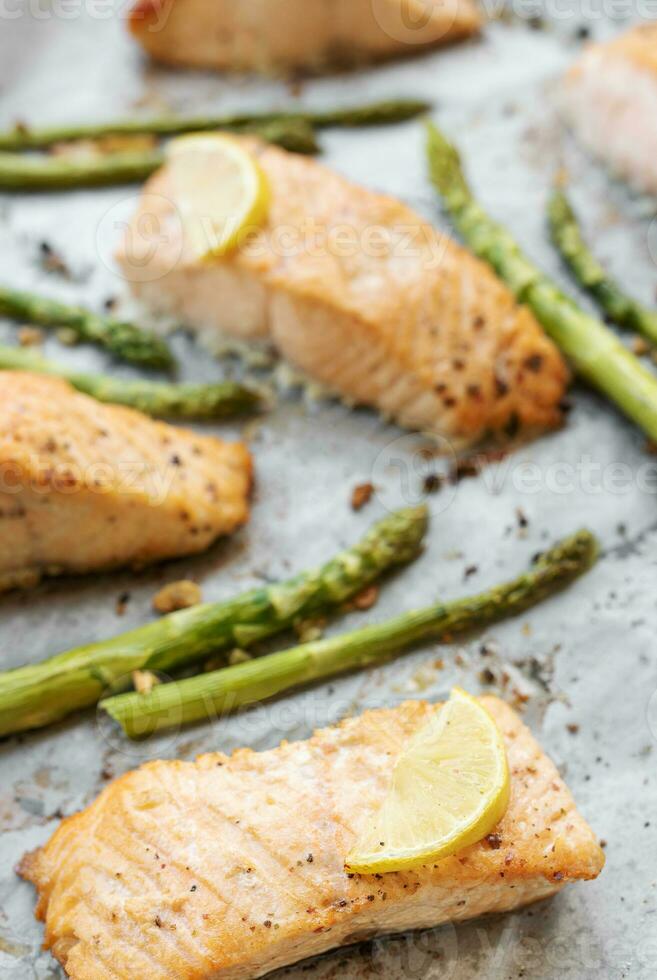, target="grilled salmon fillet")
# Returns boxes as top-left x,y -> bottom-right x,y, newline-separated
117,140 -> 569,447
20,696 -> 604,980
128,0 -> 481,74
562,24 -> 657,194
0,372 -> 252,591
